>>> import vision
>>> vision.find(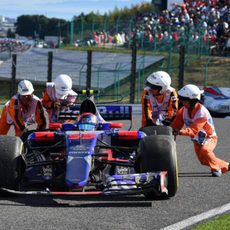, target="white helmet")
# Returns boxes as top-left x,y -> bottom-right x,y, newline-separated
18,80 -> 34,96
54,74 -> 77,99
223,22 -> 228,30
178,84 -> 203,100
146,71 -> 171,93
